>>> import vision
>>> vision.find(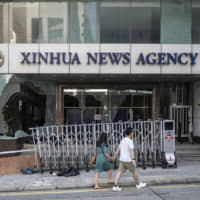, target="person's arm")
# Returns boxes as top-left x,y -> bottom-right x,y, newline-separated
130,148 -> 136,167
104,153 -> 112,160
102,146 -> 113,161
113,146 -> 120,161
